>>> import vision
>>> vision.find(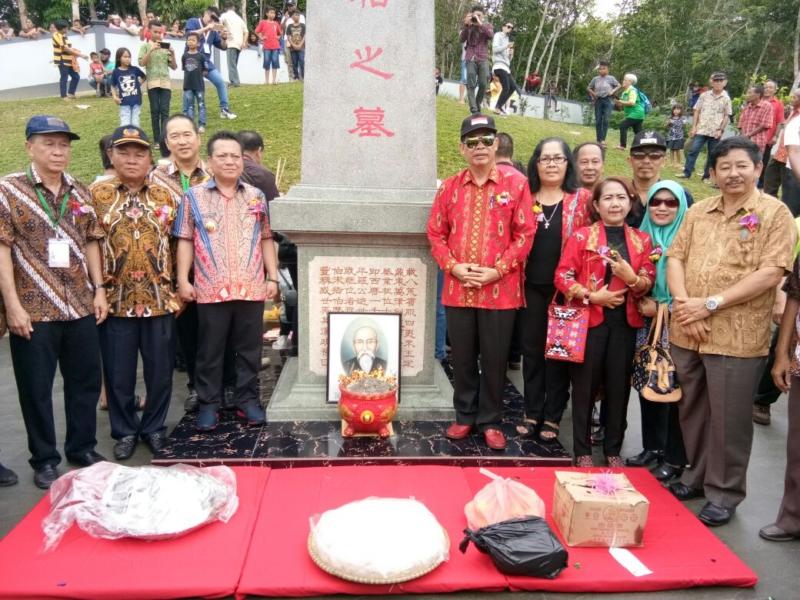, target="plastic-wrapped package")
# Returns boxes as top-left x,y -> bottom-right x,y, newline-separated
42,462 -> 238,551
308,497 -> 450,584
464,468 -> 545,530
460,516 -> 568,578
